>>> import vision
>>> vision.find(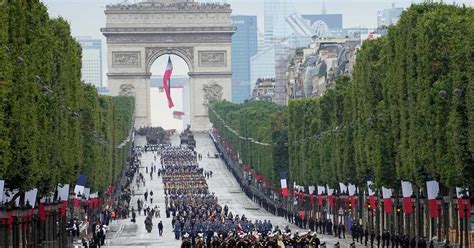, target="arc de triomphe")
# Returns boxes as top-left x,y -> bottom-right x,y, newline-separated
101,0 -> 235,130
